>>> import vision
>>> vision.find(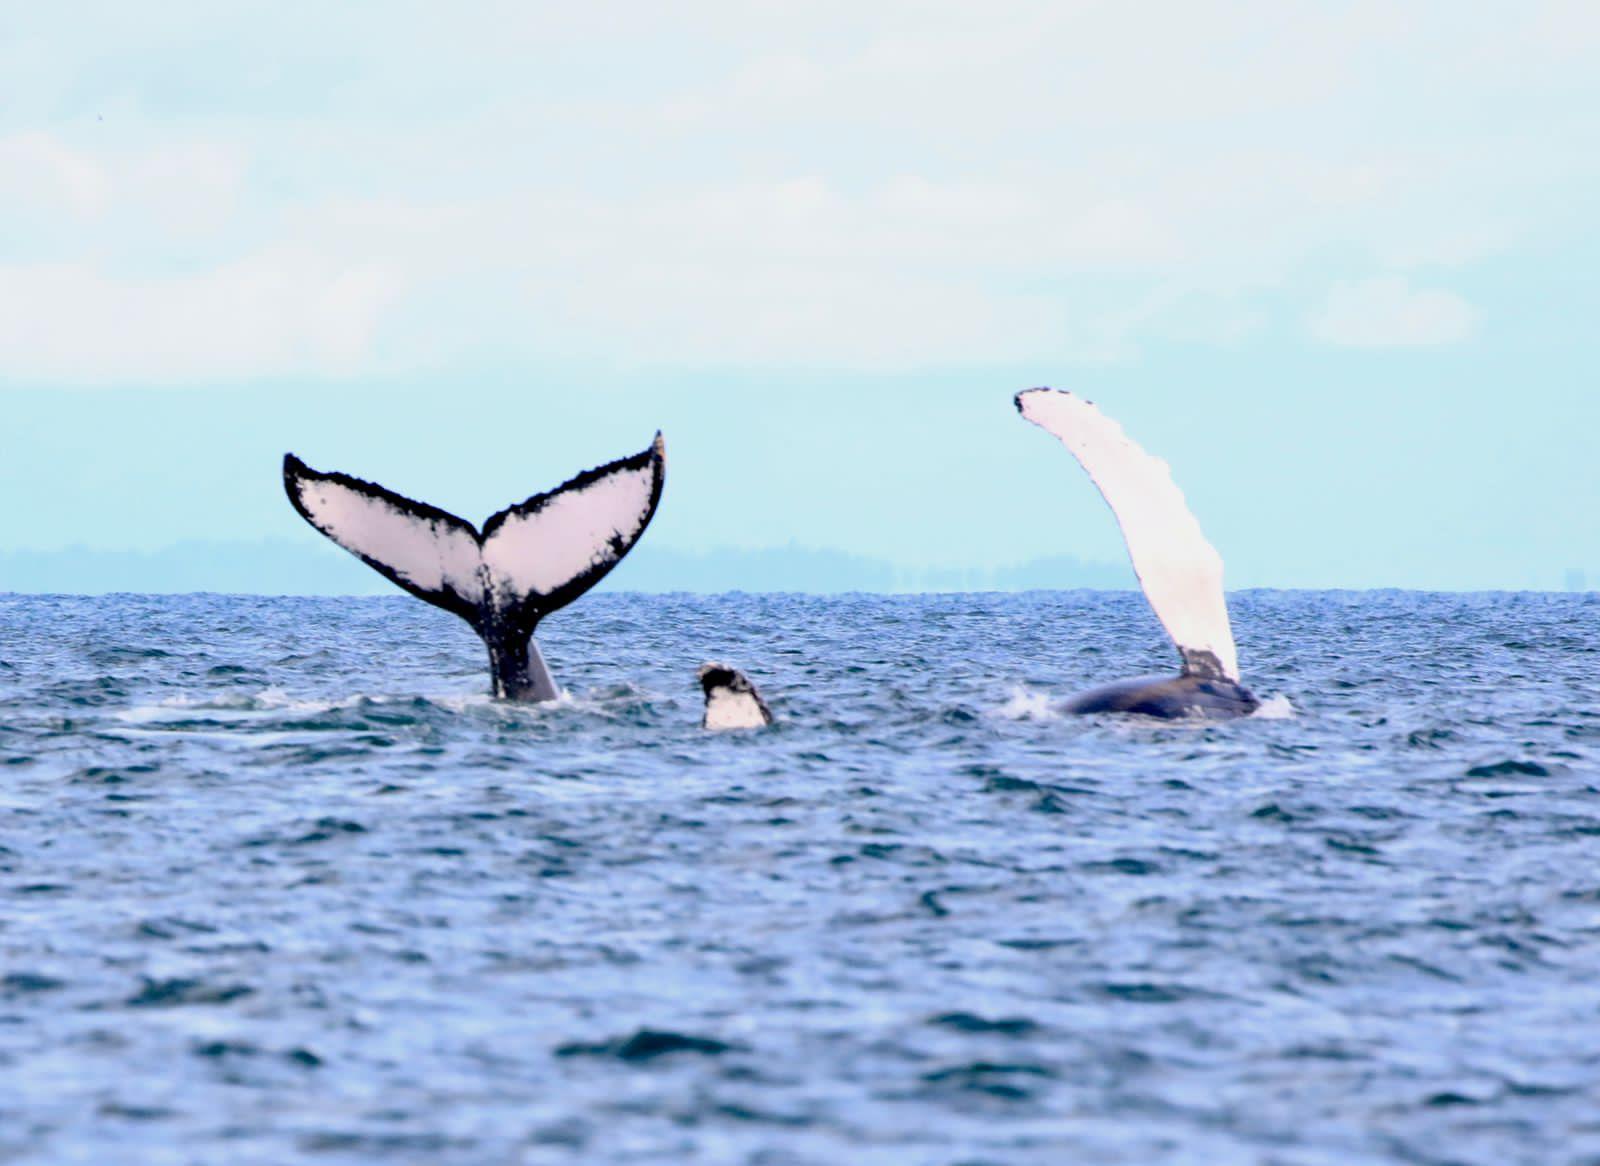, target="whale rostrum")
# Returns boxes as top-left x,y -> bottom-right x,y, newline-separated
283,435 -> 665,701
